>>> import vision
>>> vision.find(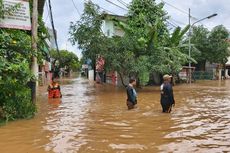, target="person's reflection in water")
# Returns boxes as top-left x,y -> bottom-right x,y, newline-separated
48,98 -> 62,108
